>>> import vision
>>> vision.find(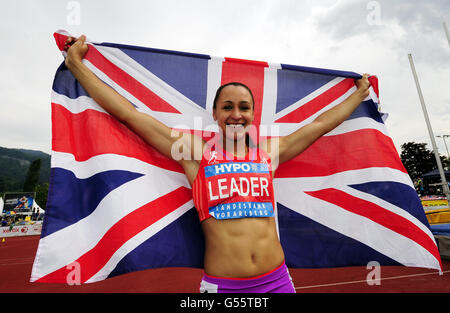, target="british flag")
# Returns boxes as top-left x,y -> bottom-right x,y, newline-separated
30,30 -> 442,284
